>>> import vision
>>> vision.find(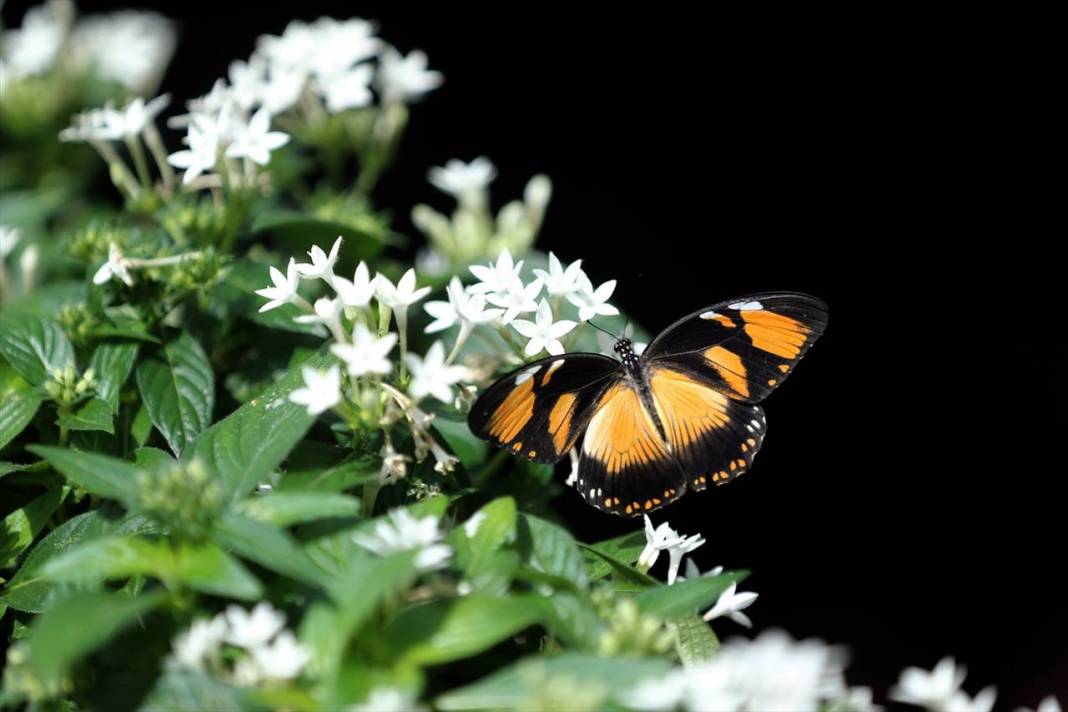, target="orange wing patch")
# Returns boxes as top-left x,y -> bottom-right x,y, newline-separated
549,393 -> 577,452
487,378 -> 535,443
649,368 -> 732,448
703,345 -> 750,398
583,382 -> 668,475
741,309 -> 811,359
